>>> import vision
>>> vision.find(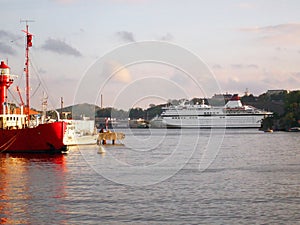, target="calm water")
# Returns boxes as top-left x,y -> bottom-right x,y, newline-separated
0,129 -> 299,224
